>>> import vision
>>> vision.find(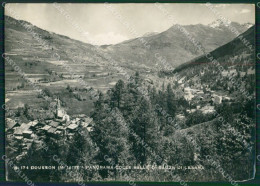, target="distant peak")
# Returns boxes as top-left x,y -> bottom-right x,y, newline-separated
208,19 -> 231,28
242,22 -> 254,29
208,20 -> 254,30
142,32 -> 159,37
